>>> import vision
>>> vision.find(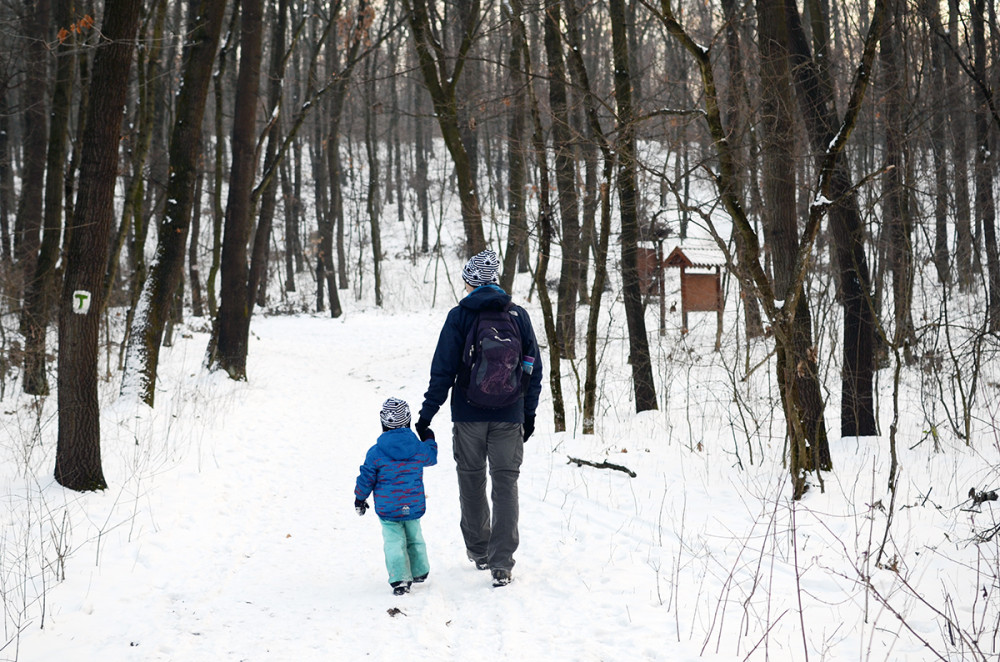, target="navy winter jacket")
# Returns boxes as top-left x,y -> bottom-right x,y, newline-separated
355,427 -> 438,521
419,284 -> 543,424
